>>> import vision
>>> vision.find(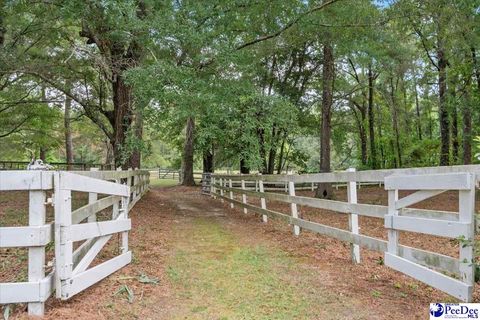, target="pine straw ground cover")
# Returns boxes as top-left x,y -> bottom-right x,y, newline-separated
0,185 -> 478,319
